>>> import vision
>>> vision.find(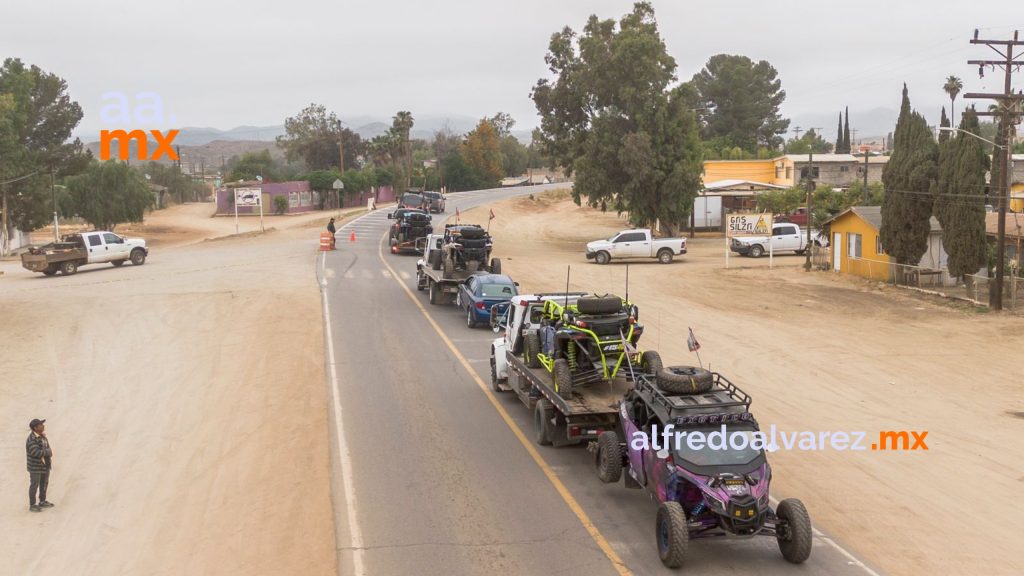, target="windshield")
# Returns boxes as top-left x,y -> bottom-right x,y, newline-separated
673,427 -> 763,468
480,283 -> 516,298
